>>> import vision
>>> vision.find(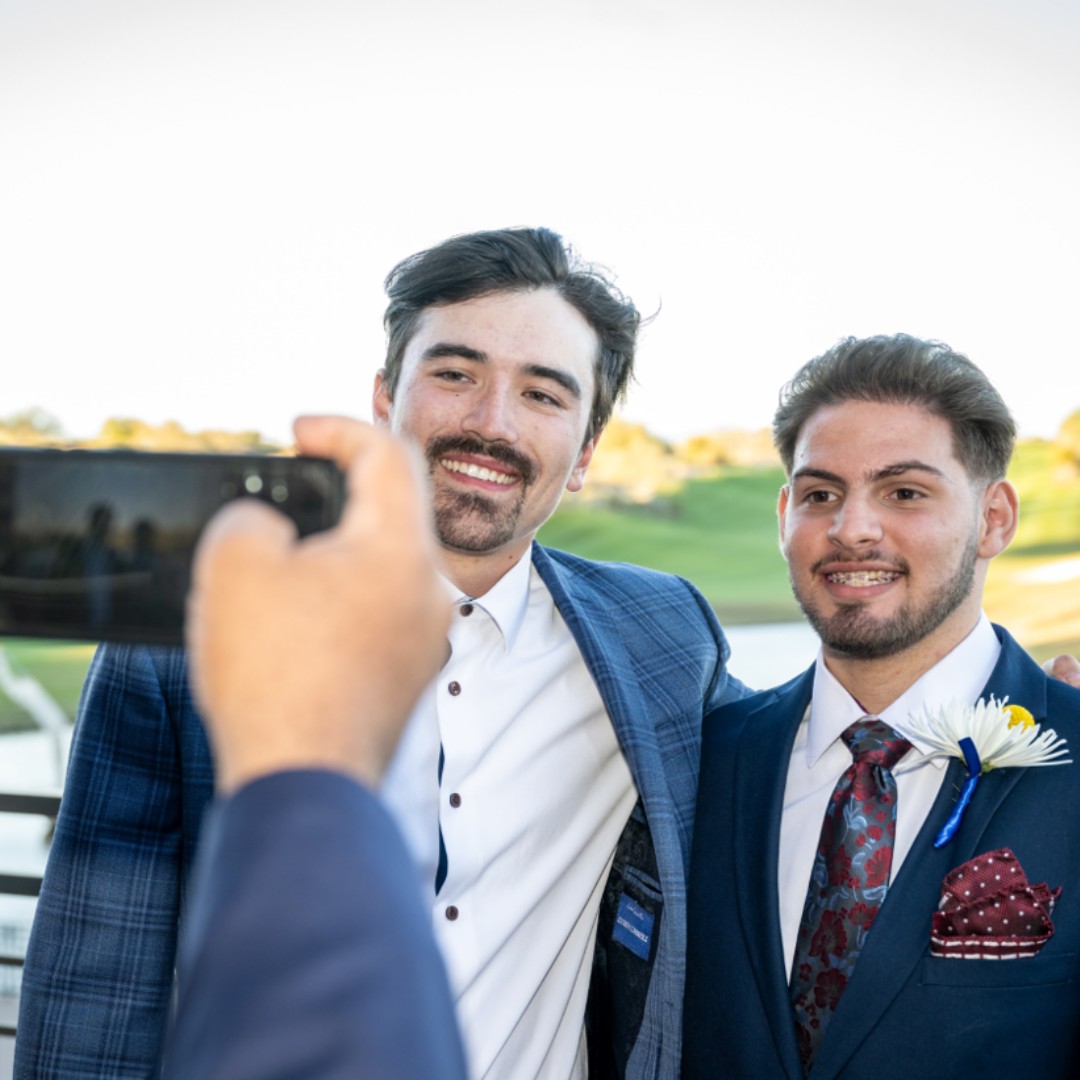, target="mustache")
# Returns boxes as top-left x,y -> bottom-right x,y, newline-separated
811,550 -> 910,575
426,435 -> 537,486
